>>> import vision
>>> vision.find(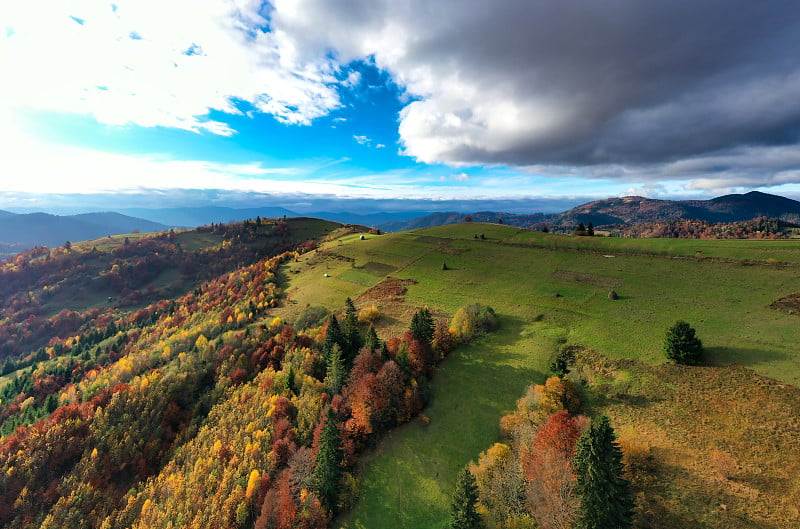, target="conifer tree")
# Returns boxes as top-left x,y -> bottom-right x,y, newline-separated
410,307 -> 435,345
343,298 -> 363,365
663,320 -> 703,365
573,415 -> 634,529
314,408 -> 343,512
450,466 -> 482,529
323,315 -> 344,361
364,325 -> 381,354
324,344 -> 346,396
